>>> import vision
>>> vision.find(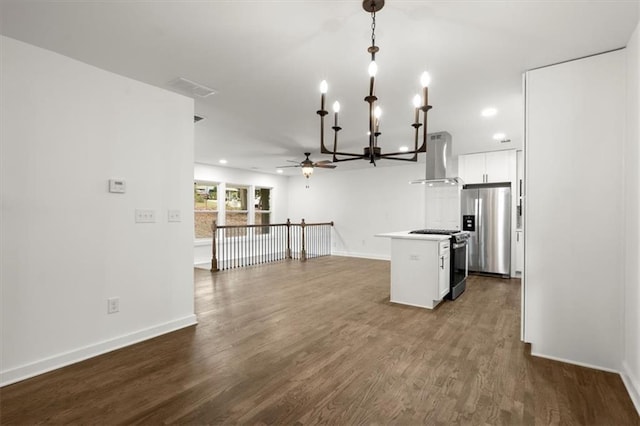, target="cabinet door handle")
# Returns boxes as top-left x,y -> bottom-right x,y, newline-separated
440,256 -> 445,269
